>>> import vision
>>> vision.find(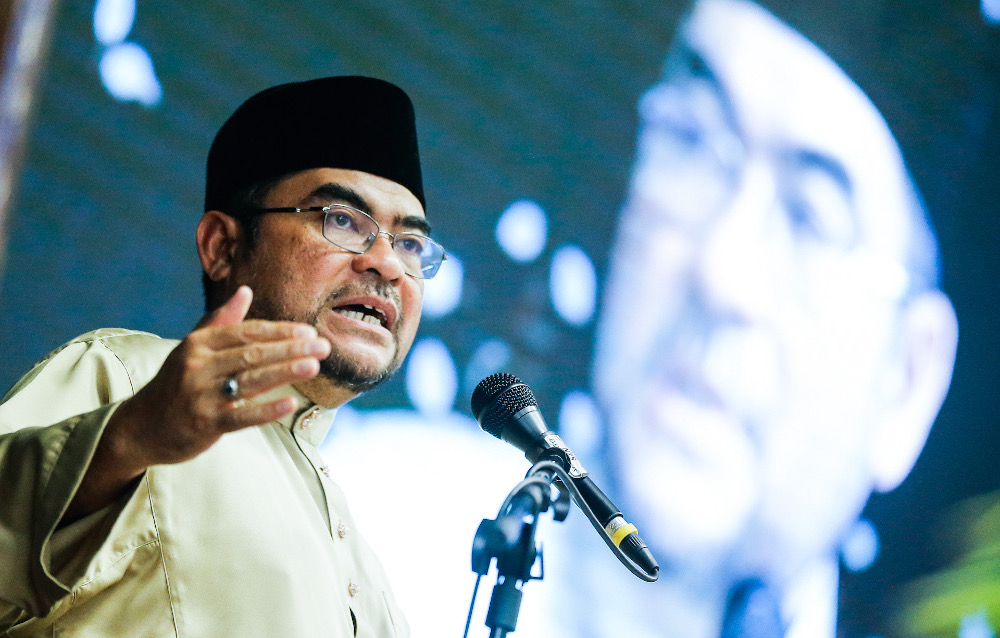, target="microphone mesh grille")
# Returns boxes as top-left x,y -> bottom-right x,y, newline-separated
471,372 -> 521,418
472,374 -> 538,439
